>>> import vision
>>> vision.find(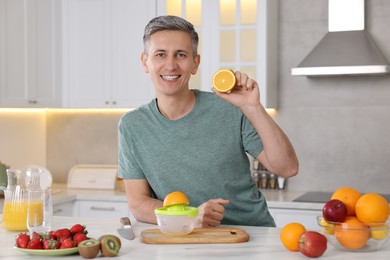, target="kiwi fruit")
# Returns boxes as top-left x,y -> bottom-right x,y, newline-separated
99,235 -> 121,257
78,239 -> 100,259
